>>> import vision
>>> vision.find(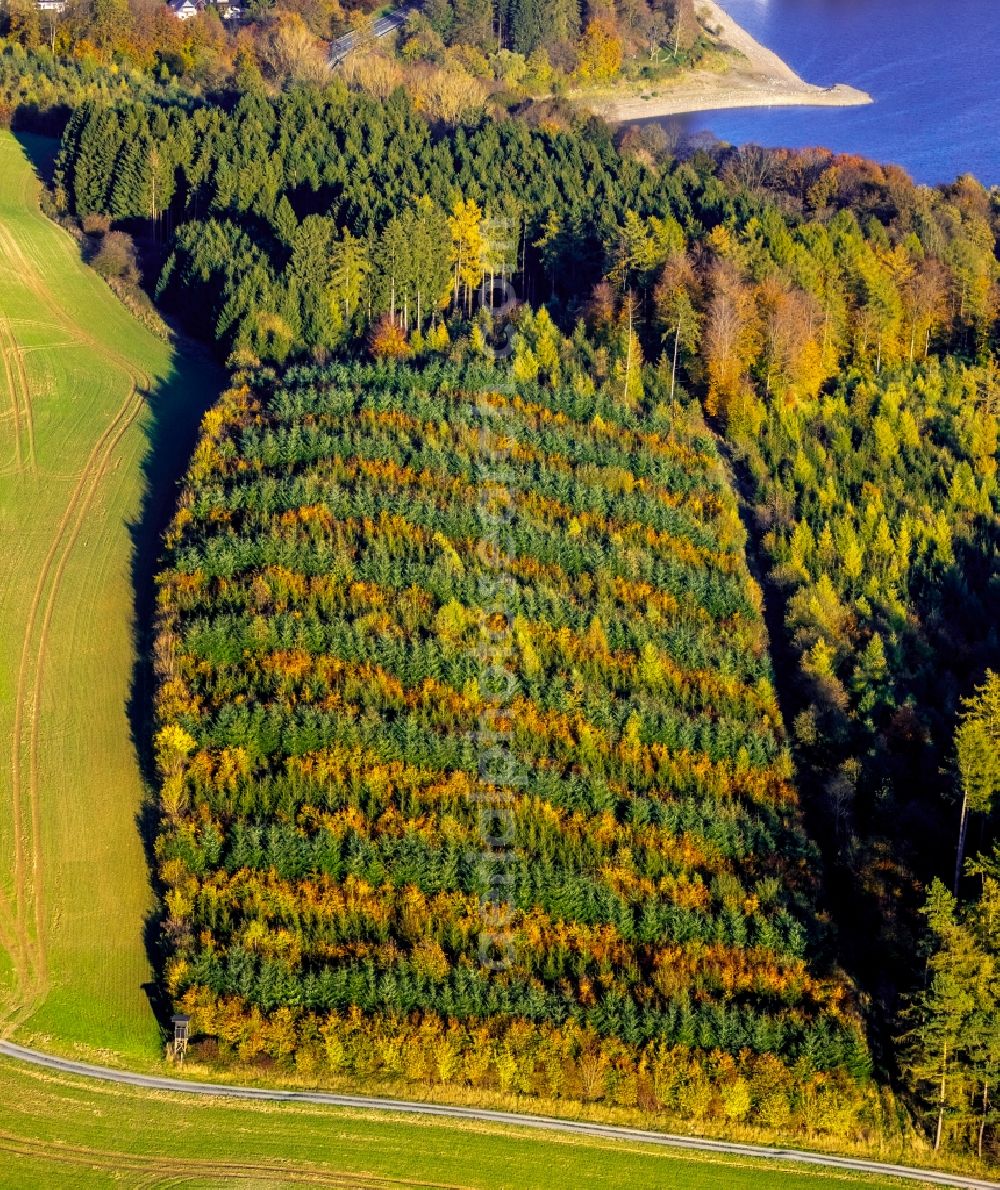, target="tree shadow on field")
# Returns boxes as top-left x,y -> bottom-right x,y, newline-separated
12,131 -> 60,187
126,338 -> 223,1038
